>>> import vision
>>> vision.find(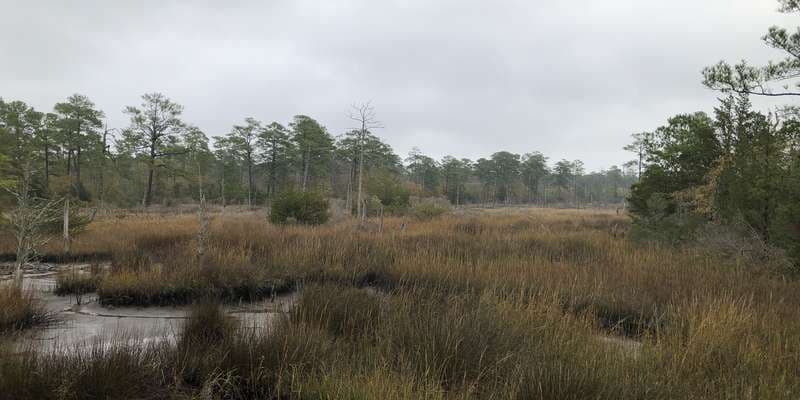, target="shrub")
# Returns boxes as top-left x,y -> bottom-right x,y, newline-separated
269,191 -> 330,225
364,195 -> 384,217
366,171 -> 410,214
410,202 -> 448,220
628,193 -> 706,246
